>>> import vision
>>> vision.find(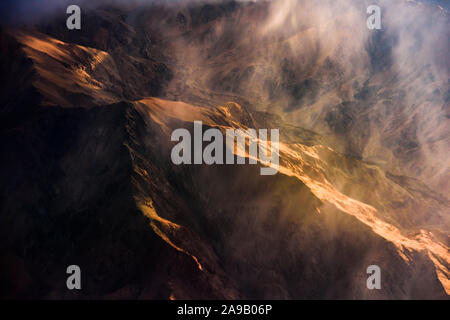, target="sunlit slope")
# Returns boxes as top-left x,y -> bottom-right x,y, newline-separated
7,30 -> 124,108
132,97 -> 449,295
128,0 -> 449,193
